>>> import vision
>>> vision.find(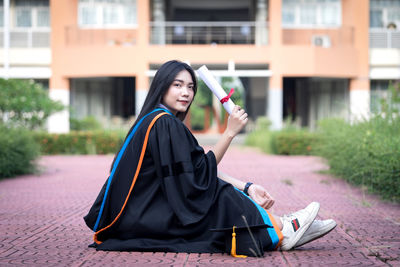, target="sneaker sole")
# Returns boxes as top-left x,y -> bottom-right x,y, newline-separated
280,202 -> 320,251
294,220 -> 337,248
